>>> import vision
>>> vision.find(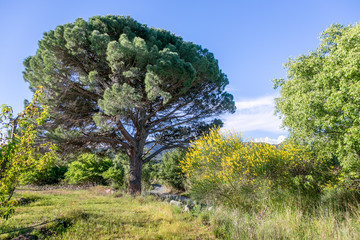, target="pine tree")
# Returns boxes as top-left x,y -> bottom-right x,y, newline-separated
23,16 -> 235,194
